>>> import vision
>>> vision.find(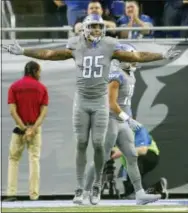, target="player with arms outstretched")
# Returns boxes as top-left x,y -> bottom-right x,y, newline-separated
2,14 -> 180,205
83,44 -> 162,205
